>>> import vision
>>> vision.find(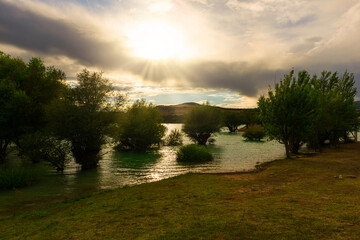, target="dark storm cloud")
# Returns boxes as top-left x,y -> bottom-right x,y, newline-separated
123,59 -> 278,97
0,1 -> 129,68
184,61 -> 274,97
